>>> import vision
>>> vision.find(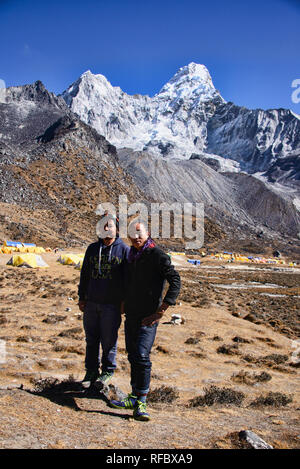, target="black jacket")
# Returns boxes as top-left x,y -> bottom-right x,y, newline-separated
78,237 -> 129,305
124,246 -> 181,319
